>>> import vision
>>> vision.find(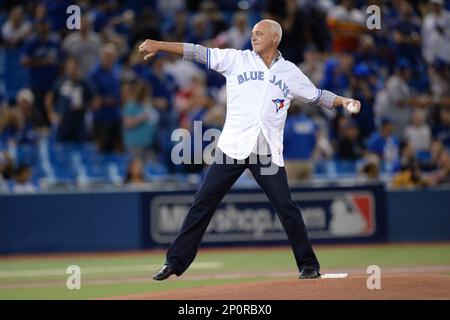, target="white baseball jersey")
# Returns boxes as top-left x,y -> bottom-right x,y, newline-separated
184,45 -> 336,167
